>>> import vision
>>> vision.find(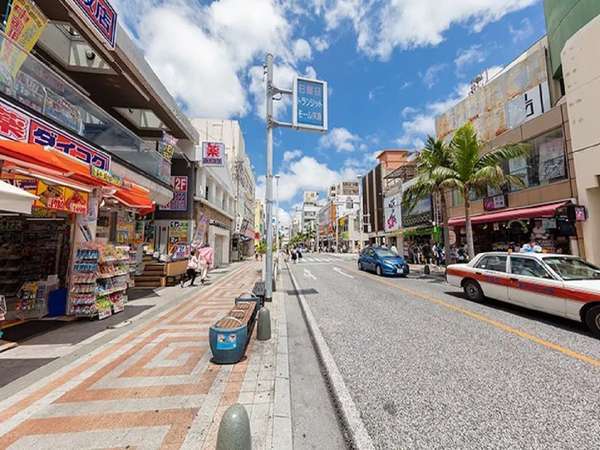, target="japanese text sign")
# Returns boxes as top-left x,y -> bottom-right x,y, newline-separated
90,166 -> 123,186
202,142 -> 225,167
158,132 -> 177,162
72,0 -> 118,48
293,76 -> 328,131
160,176 -> 188,211
12,175 -> 88,214
0,96 -> 111,171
